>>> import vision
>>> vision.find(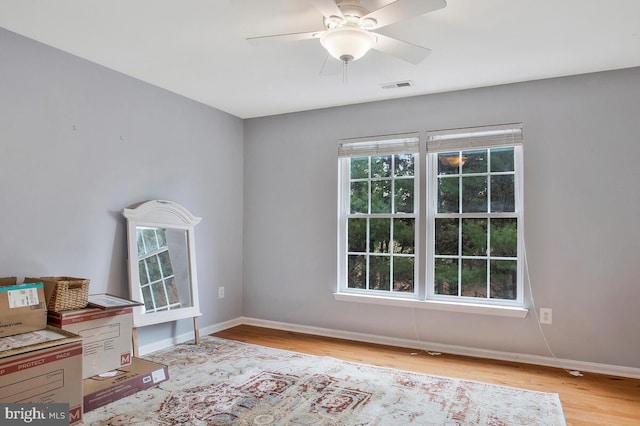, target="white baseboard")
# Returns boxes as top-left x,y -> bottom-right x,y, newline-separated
137,317 -> 244,356
200,317 -> 245,336
138,316 -> 640,379
137,333 -> 193,356
240,317 -> 640,379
